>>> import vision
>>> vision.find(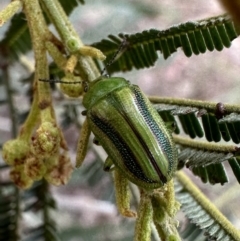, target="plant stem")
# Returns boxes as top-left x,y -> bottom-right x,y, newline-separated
134,189 -> 153,241
0,0 -> 22,27
45,41 -> 67,70
41,0 -> 83,51
41,0 -> 100,82
22,0 -> 53,122
174,135 -> 238,153
149,96 -> 240,114
19,88 -> 40,140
